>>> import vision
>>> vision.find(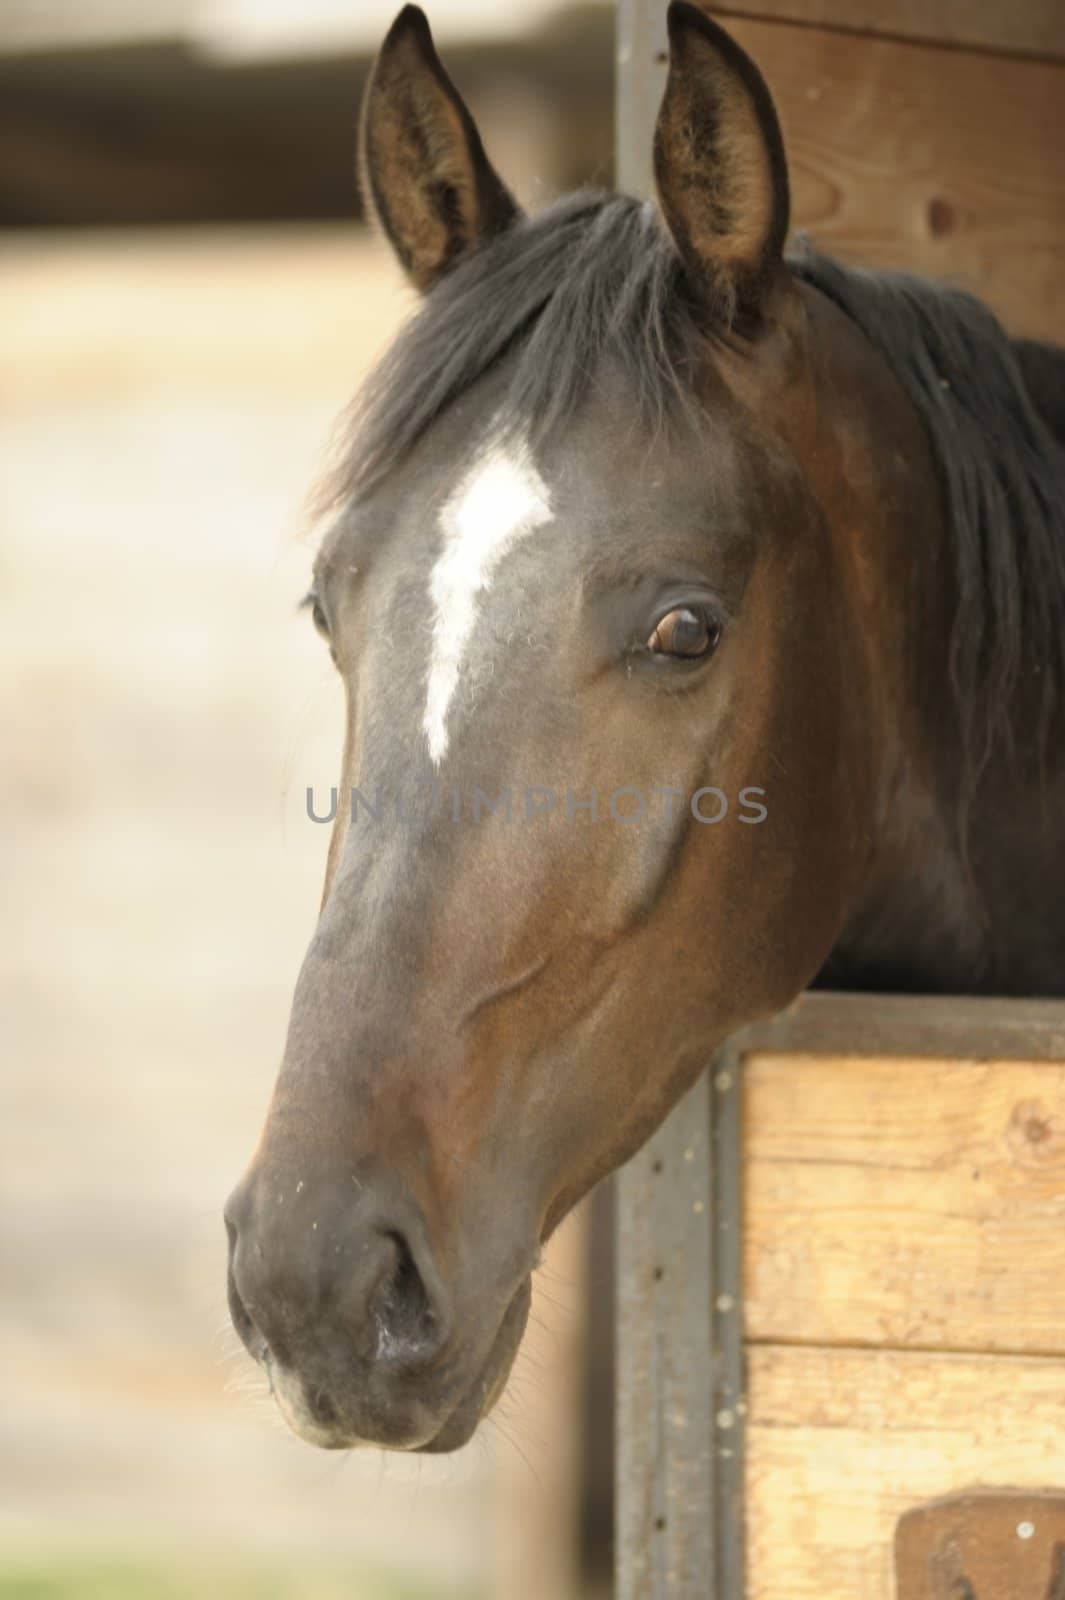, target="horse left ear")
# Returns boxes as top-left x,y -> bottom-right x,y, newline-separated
654,3 -> 790,323
360,5 -> 521,293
